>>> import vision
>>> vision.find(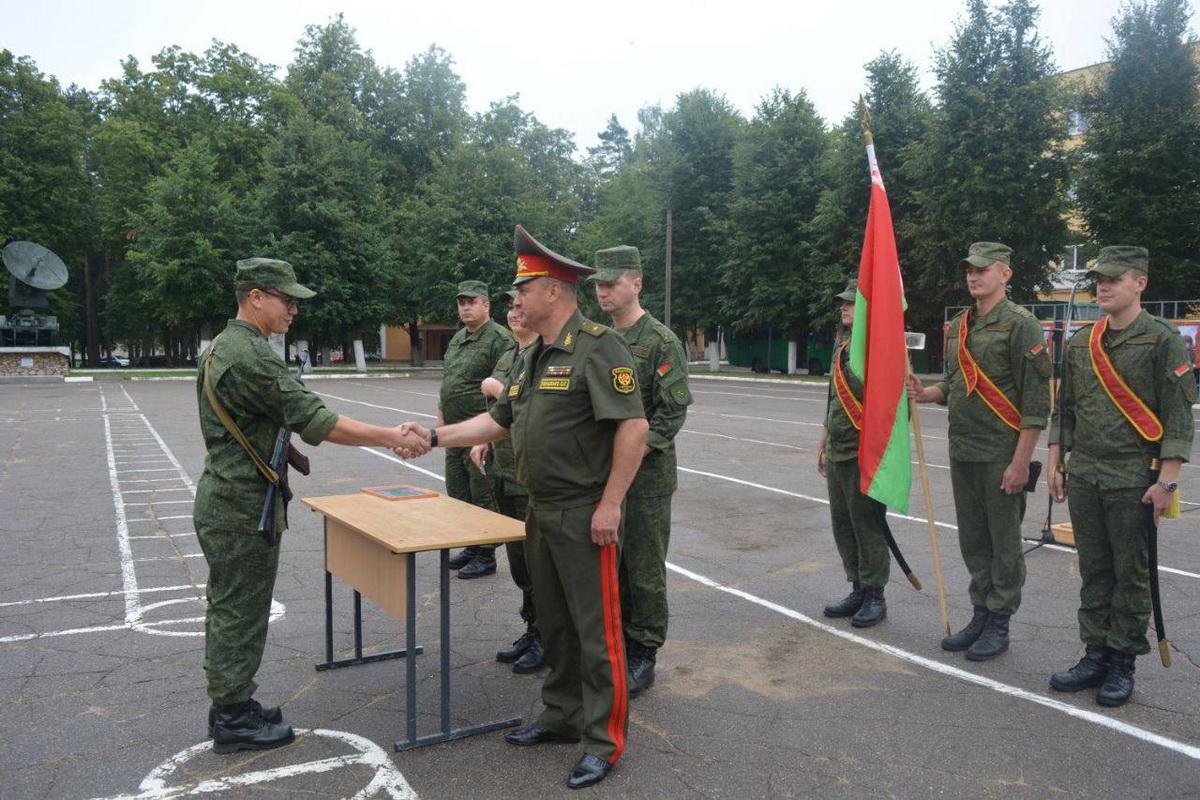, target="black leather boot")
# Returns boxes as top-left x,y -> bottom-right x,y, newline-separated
211,702 -> 295,754
207,698 -> 283,737
627,640 -> 657,696
966,612 -> 1011,661
941,605 -> 990,651
448,546 -> 480,570
497,625 -> 537,664
457,550 -> 497,579
823,583 -> 864,618
1097,650 -> 1136,707
851,587 -> 887,628
513,628 -> 546,674
1050,645 -> 1111,692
